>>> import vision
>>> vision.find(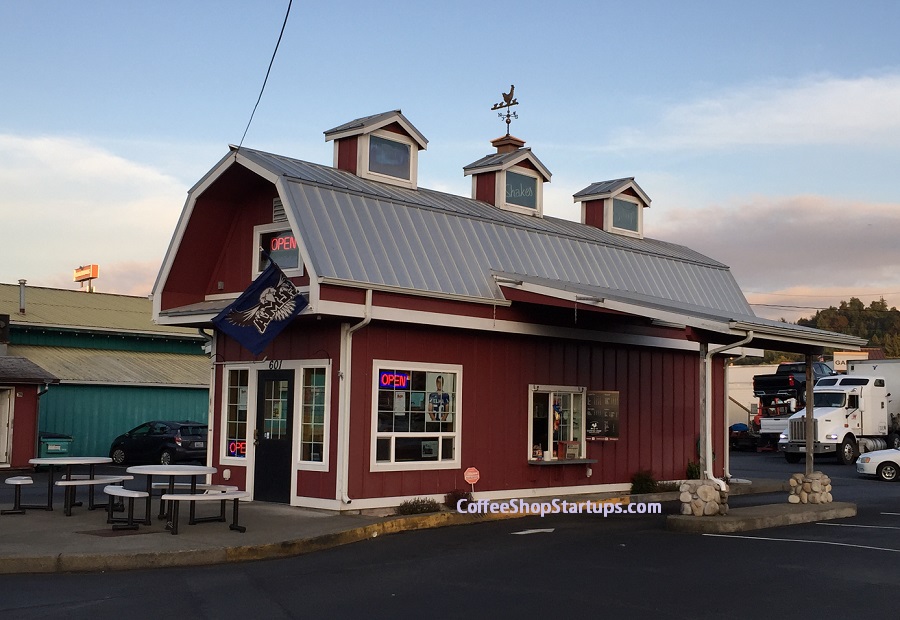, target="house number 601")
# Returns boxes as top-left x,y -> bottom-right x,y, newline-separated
268,360 -> 283,370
